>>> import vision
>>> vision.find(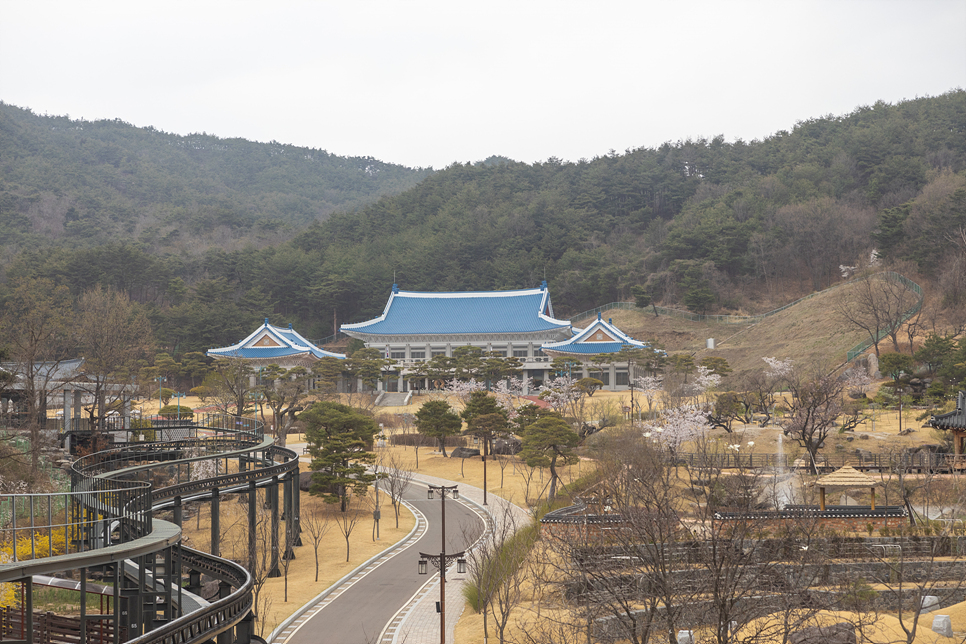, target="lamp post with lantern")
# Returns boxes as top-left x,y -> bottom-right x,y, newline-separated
417,484 -> 466,644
